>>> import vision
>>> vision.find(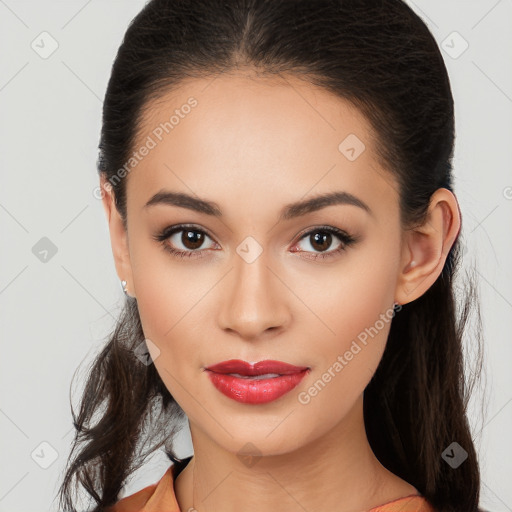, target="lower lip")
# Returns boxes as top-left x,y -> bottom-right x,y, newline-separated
206,370 -> 309,404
